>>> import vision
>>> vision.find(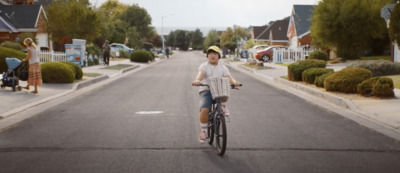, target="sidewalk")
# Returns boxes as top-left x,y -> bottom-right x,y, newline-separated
0,57 -> 164,120
223,58 -> 400,140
